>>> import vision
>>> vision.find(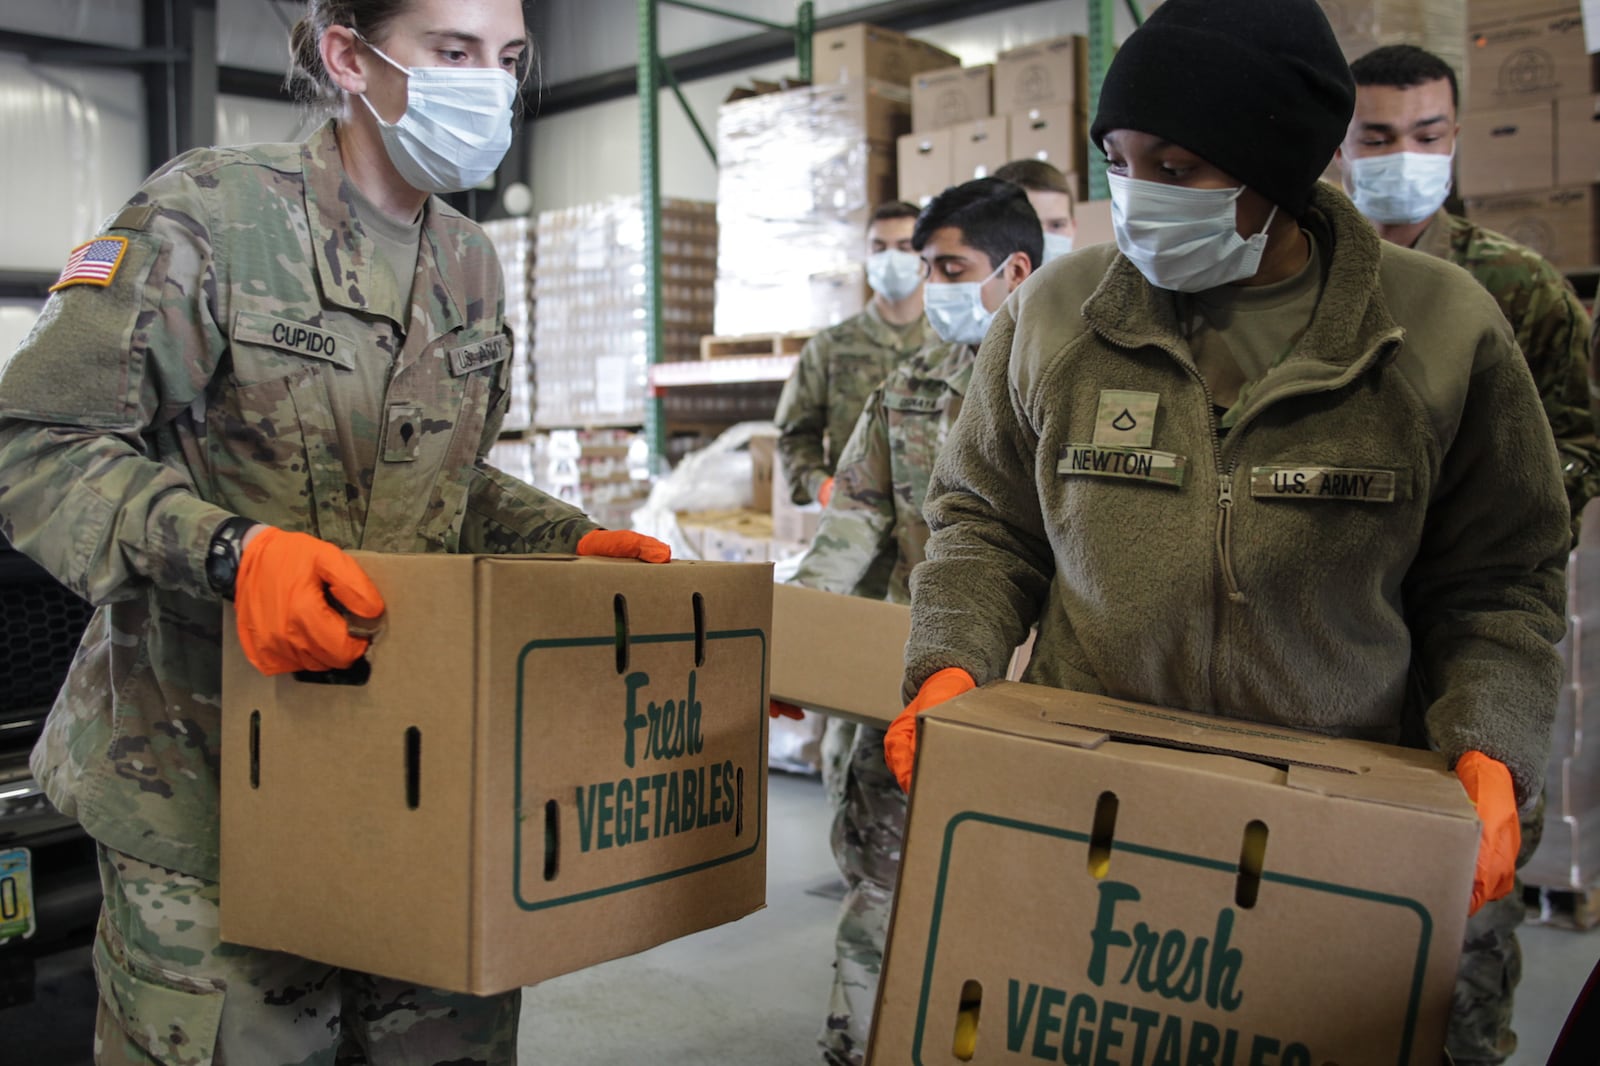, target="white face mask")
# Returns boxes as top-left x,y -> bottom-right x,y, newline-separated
1108,173 -> 1278,293
866,249 -> 923,302
1042,231 -> 1075,263
357,38 -> 518,195
1346,151 -> 1454,226
923,257 -> 1010,345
